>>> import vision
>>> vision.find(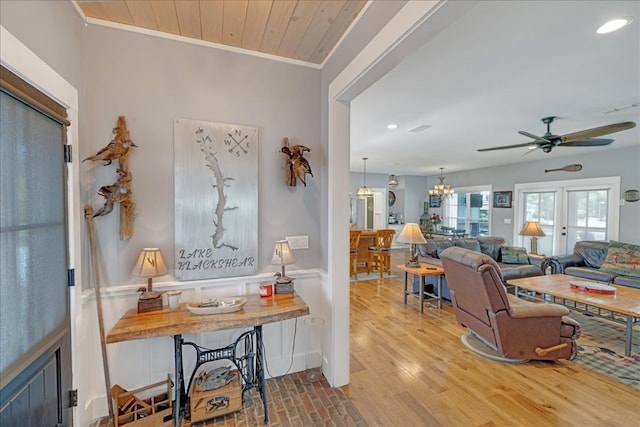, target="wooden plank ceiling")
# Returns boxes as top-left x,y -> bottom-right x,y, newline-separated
77,0 -> 367,65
